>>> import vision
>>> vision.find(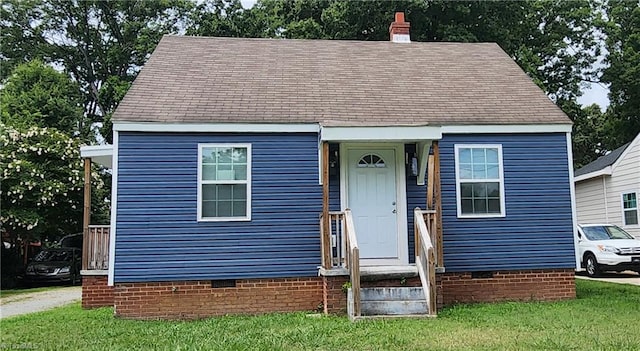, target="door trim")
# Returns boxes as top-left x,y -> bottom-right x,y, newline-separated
340,143 -> 408,265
